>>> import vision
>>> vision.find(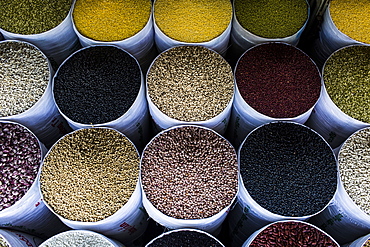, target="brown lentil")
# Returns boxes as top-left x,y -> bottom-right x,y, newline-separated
324,45 -> 370,123
339,127 -> 370,215
147,46 -> 234,122
0,41 -> 49,117
73,0 -> 151,42
40,128 -> 139,222
141,126 -> 238,220
154,0 -> 232,43
330,0 -> 370,44
0,0 -> 72,35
